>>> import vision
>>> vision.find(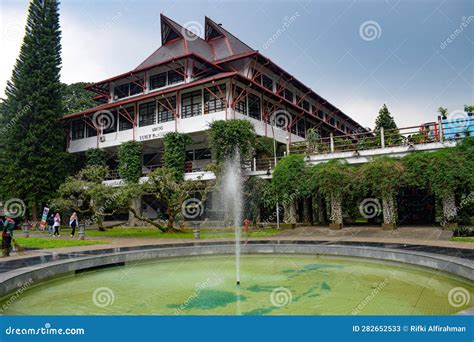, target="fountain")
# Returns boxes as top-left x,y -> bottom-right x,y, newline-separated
221,151 -> 243,286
